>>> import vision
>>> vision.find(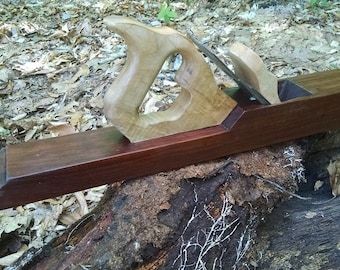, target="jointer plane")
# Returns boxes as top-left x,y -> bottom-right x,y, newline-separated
1,15 -> 340,210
